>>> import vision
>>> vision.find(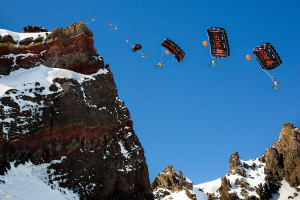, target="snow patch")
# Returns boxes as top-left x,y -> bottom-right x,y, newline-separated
0,65 -> 109,97
271,179 -> 300,200
154,188 -> 195,200
186,177 -> 193,184
118,141 -> 130,159
0,157 -> 79,200
194,178 -> 221,198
